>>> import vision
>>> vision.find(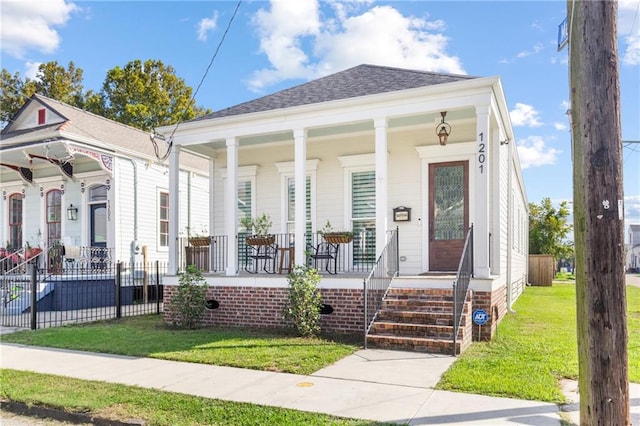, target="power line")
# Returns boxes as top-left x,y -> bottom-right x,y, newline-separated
151,0 -> 243,162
